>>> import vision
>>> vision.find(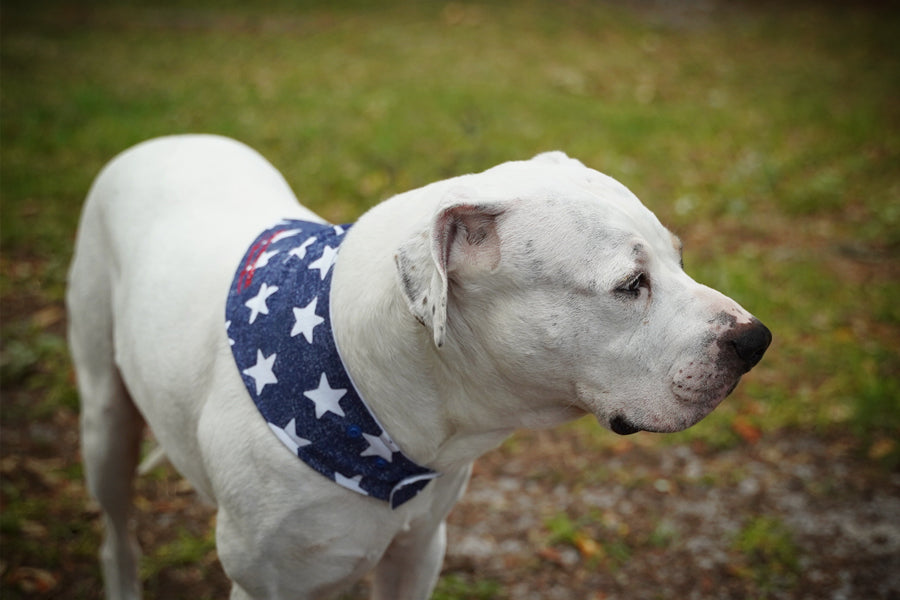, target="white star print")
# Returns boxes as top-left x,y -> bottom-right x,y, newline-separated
243,350 -> 278,396
308,245 -> 339,280
303,373 -> 346,419
225,320 -> 234,346
268,418 -> 311,453
334,472 -> 367,495
253,249 -> 279,270
333,225 -> 345,235
288,237 -> 315,260
245,282 -> 278,324
271,228 -> 301,244
361,432 -> 395,462
291,297 -> 325,344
